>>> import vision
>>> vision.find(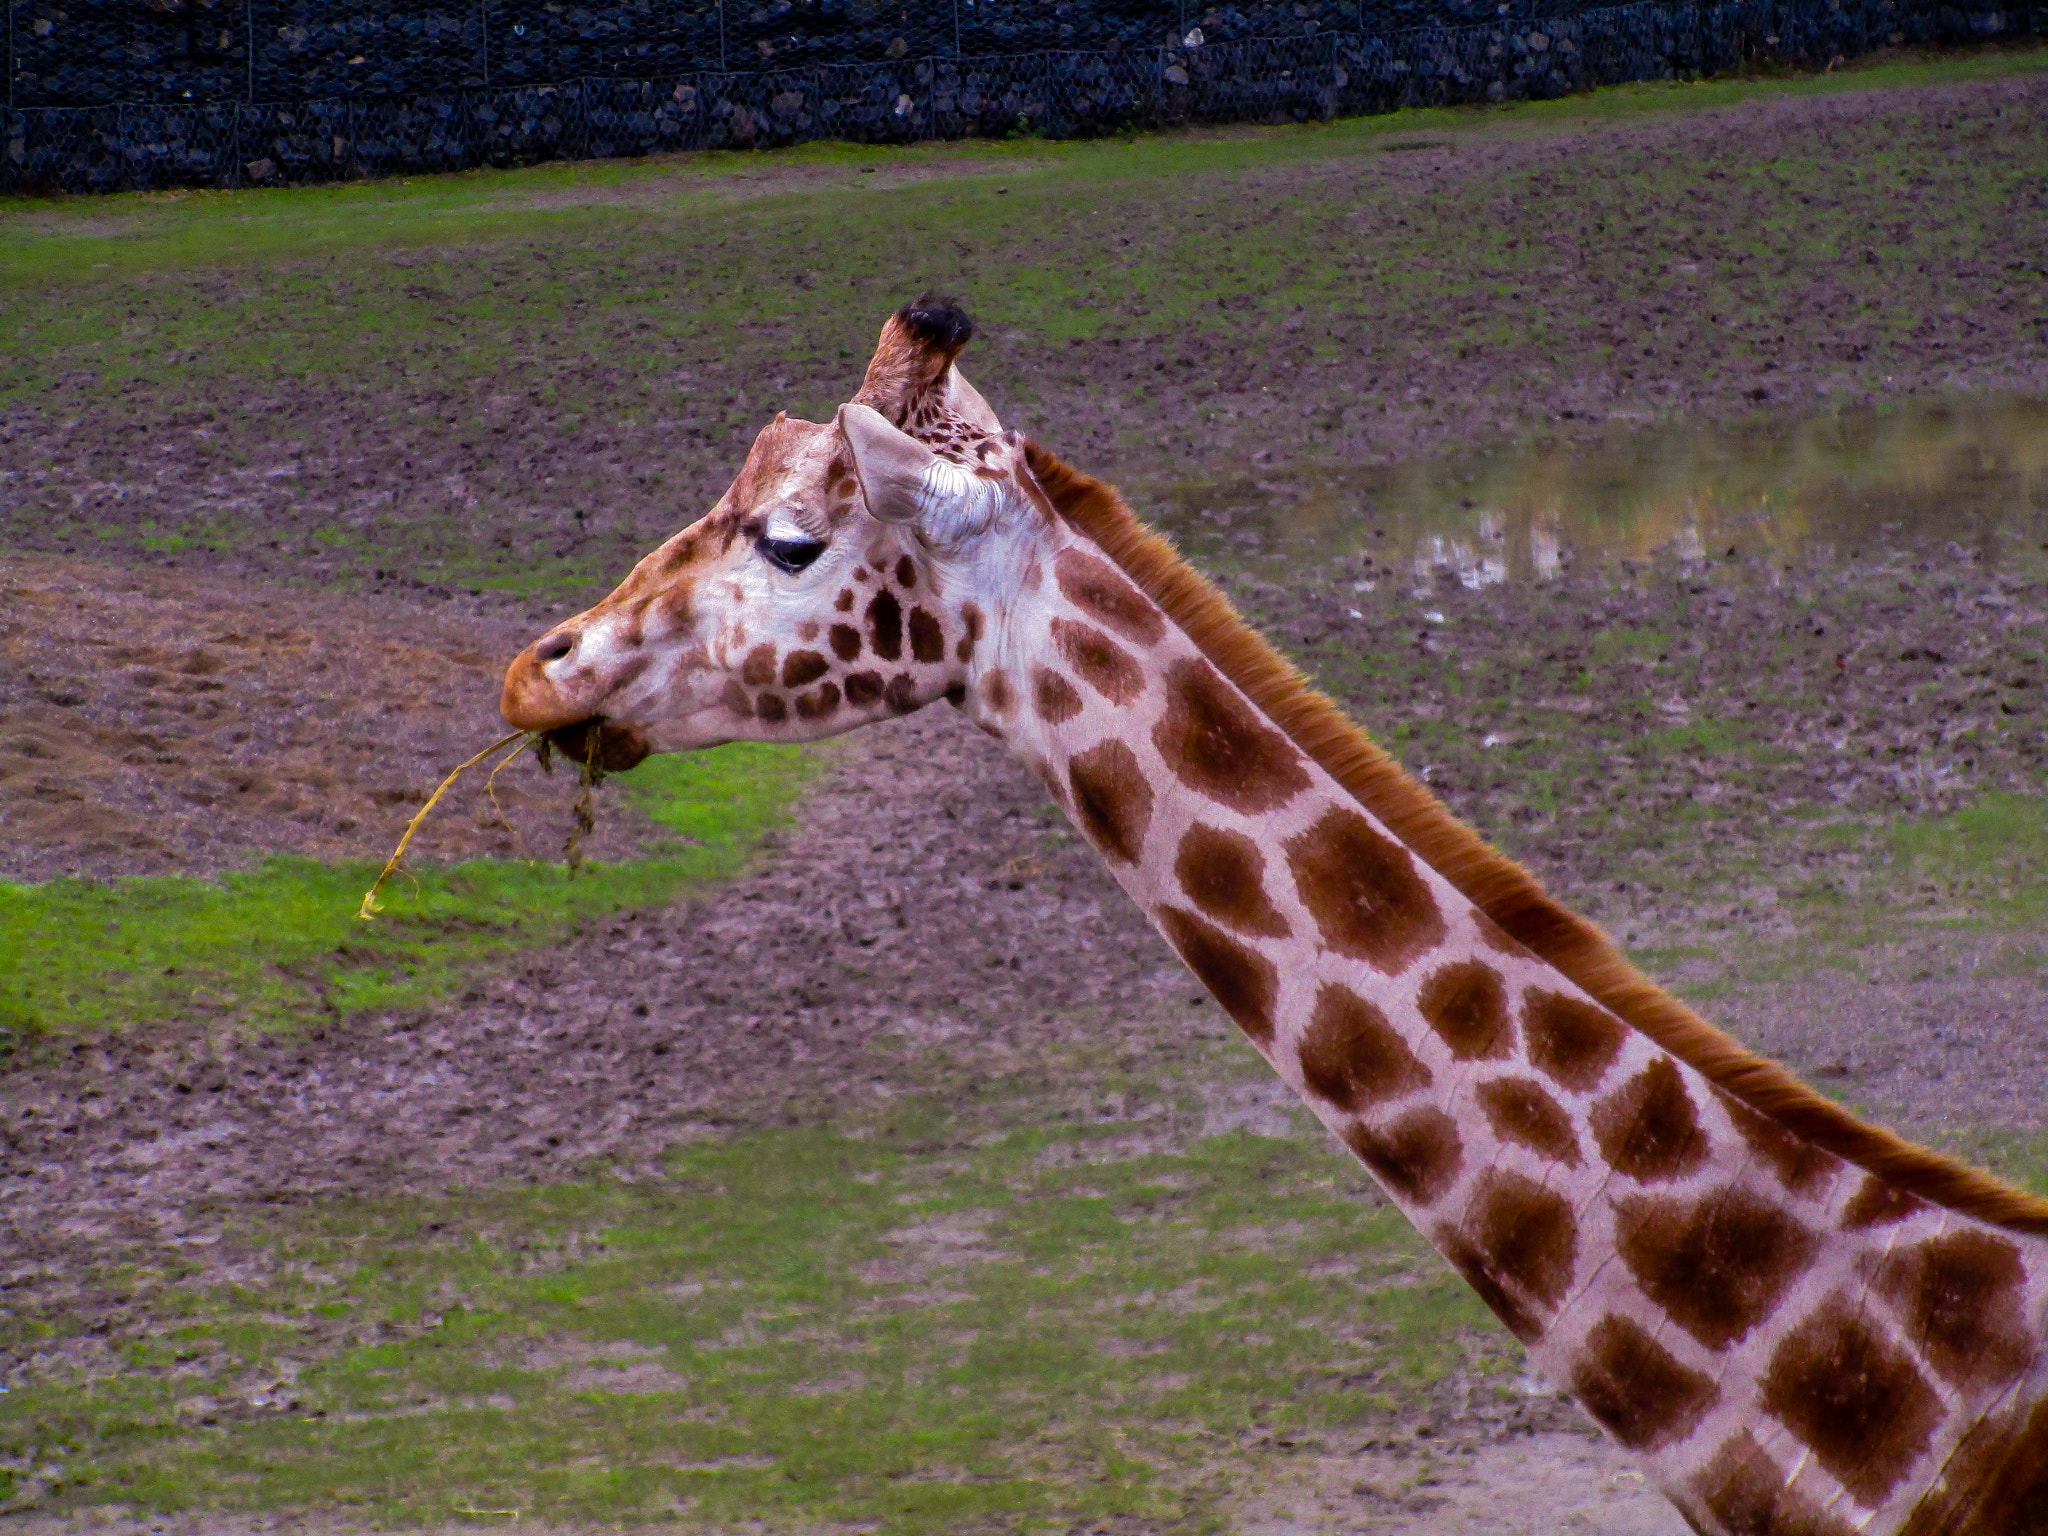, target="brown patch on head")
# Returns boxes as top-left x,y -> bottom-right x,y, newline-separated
781,650 -> 829,689
1051,618 -> 1145,705
1067,740 -> 1153,866
1896,1395 -> 2048,1536
741,643 -> 779,688
1156,905 -> 1279,1048
834,588 -> 855,612
866,589 -> 903,662
908,606 -> 946,665
1724,1095 -> 1840,1198
795,619 -> 820,643
1055,547 -> 1167,646
1298,983 -> 1430,1113
1764,1294 -> 1944,1506
1417,958 -> 1512,1060
1843,1174 -> 1926,1231
1592,1058 -> 1710,1182
829,623 -> 862,663
896,554 -> 917,588
721,680 -> 755,718
1283,806 -> 1445,974
1690,1432 -> 1858,1536
755,692 -> 788,724
844,671 -> 885,708
1870,1231 -> 2035,1393
794,681 -> 841,720
1476,1077 -> 1580,1165
1436,1169 -> 1577,1341
1520,989 -> 1625,1091
956,601 -> 984,663
1346,1107 -> 1463,1206
981,667 -> 1014,715
1571,1315 -> 1720,1453
1174,823 -> 1291,939
1151,657 -> 1310,814
1616,1188 -> 1817,1351
1032,667 -> 1082,725
883,674 -> 920,714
